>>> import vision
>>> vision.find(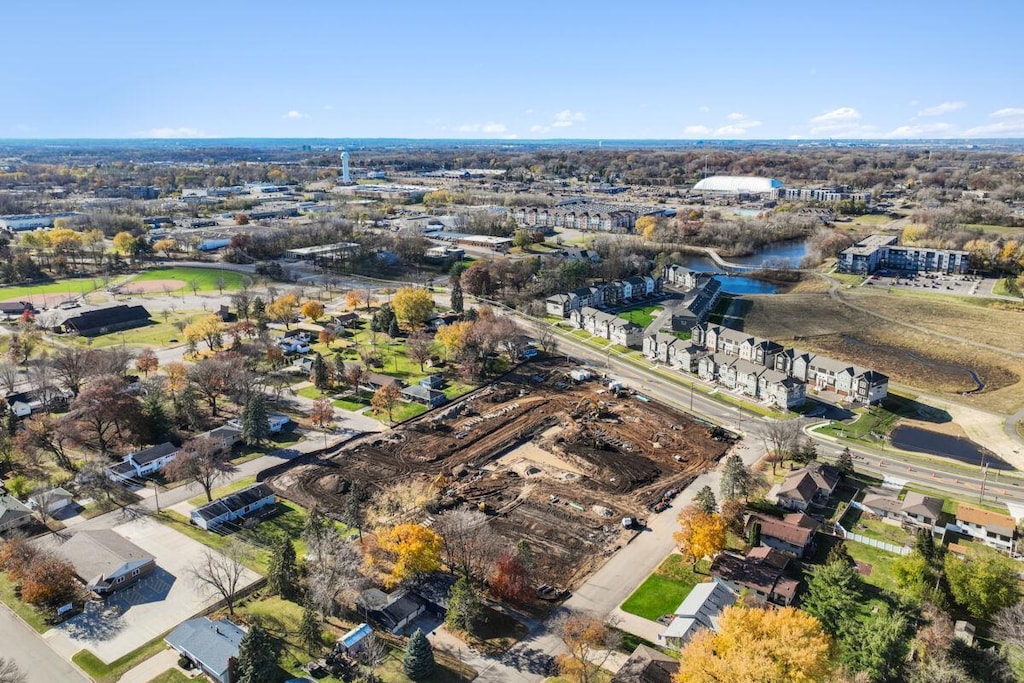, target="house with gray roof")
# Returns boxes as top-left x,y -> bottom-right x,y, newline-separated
27,487 -> 75,515
659,580 -> 737,648
402,385 -> 448,407
0,495 -> 34,533
57,529 -> 155,595
775,463 -> 841,512
191,483 -> 276,531
165,617 -> 245,683
613,645 -> 680,683
107,442 -> 180,482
